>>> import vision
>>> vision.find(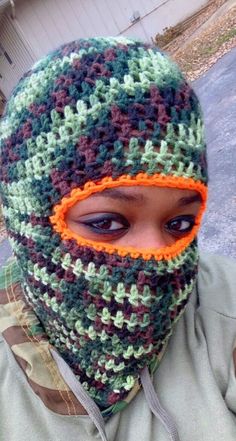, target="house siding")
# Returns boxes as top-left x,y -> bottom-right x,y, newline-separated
0,13 -> 35,97
0,0 -> 208,97
13,0 -> 208,57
